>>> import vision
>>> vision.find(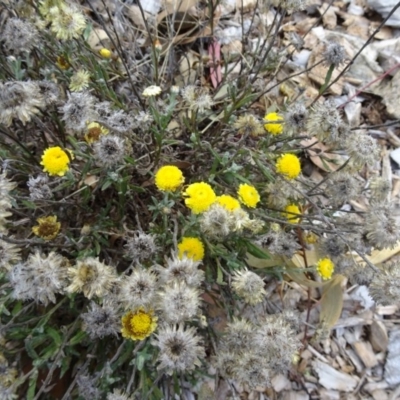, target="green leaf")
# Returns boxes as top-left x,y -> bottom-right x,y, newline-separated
319,63 -> 335,95
69,330 -> 87,346
46,327 -> 62,347
26,369 -> 38,400
243,241 -> 271,259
